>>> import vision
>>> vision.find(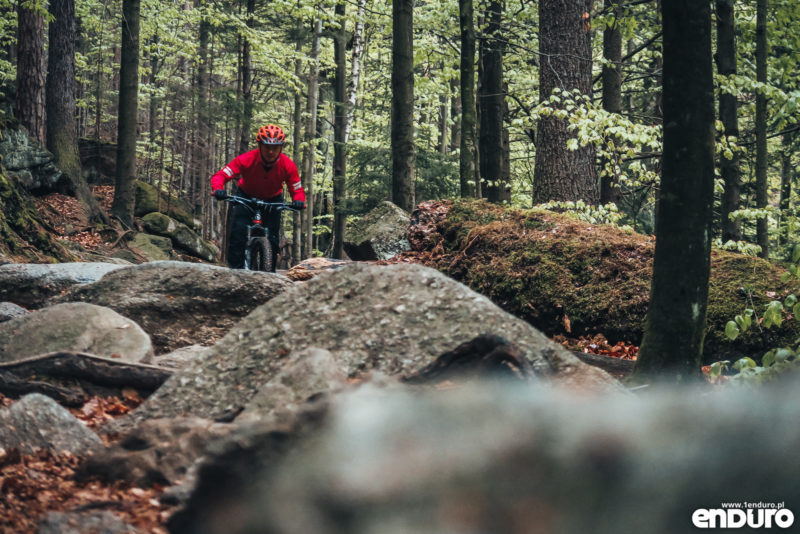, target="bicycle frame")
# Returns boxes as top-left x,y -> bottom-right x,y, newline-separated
223,195 -> 298,270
